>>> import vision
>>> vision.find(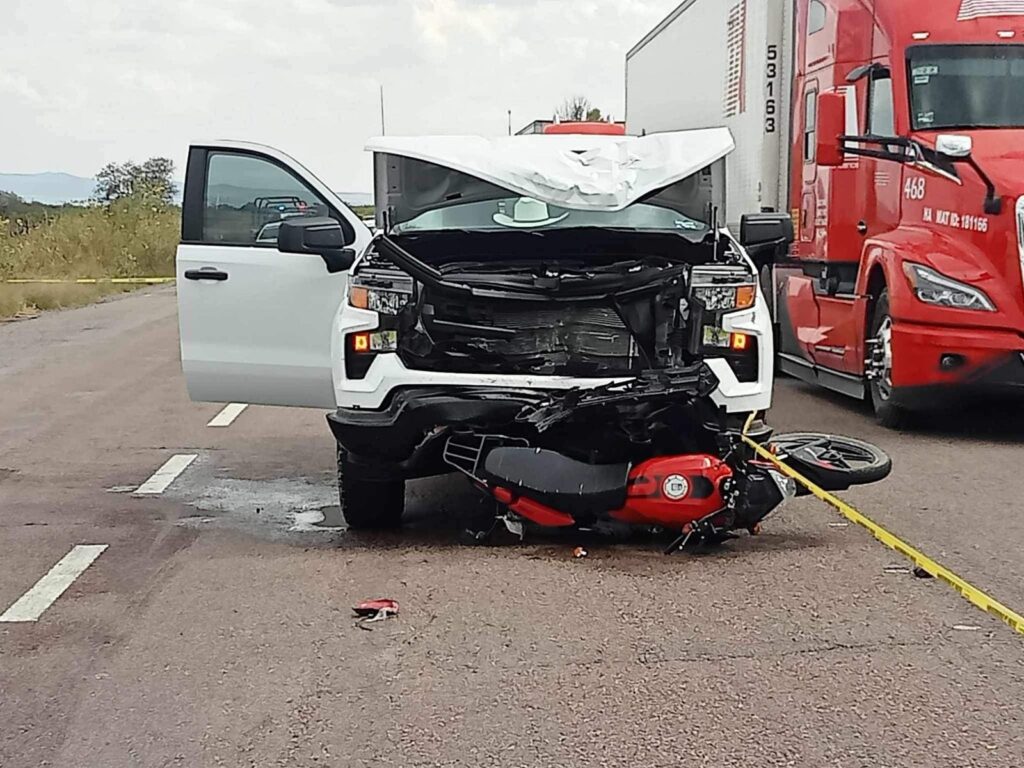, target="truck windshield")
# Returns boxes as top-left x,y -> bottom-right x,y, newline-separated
908,44 -> 1024,130
391,198 -> 709,237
